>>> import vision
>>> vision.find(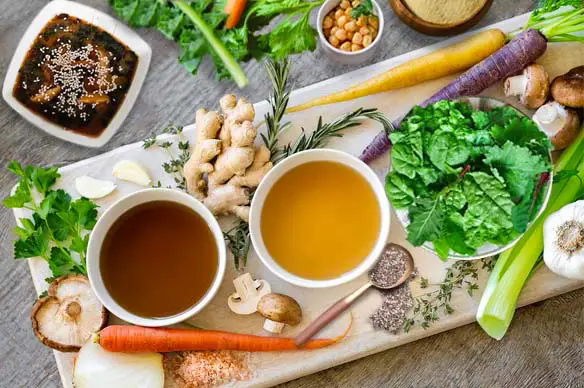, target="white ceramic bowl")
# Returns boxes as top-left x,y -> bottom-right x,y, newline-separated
249,149 -> 391,288
87,189 -> 226,327
2,0 -> 151,148
318,0 -> 384,65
